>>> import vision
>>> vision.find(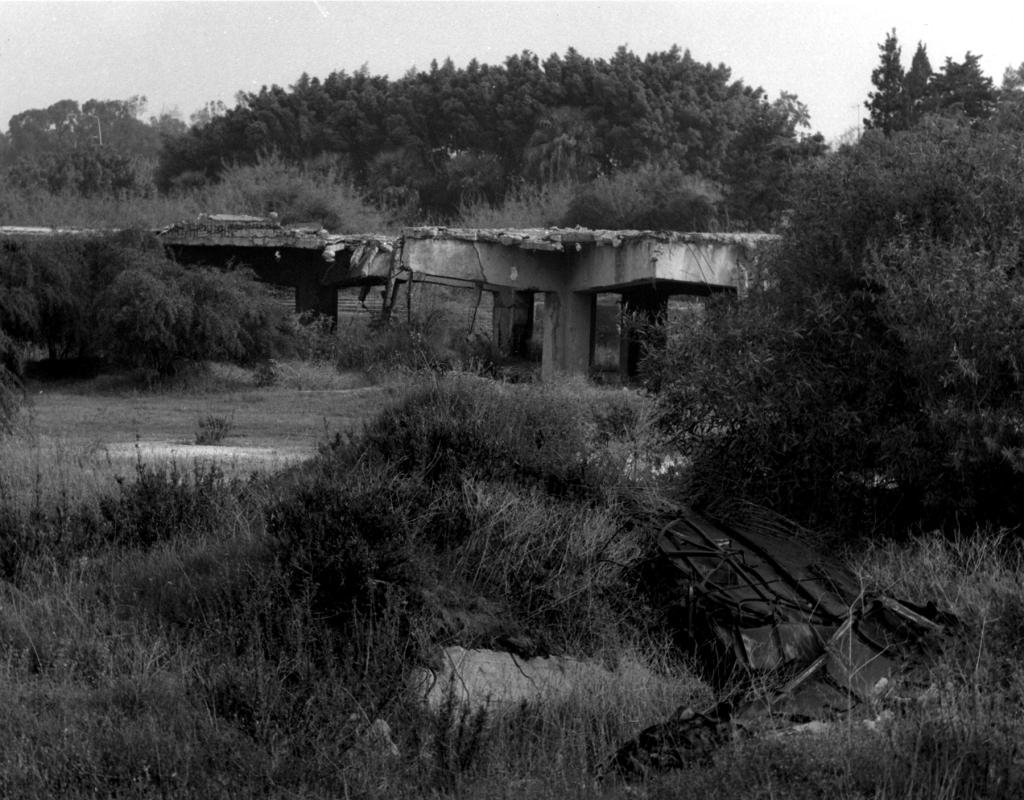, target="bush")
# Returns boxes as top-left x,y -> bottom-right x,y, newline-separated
0,236 -> 90,360
0,231 -> 288,377
195,414 -> 234,444
646,118 -> 1024,535
268,463 -> 443,622
458,181 -> 577,229
0,339 -> 19,433
561,164 -> 721,231
97,259 -> 289,375
95,461 -> 249,550
266,377 -> 665,690
205,153 -> 391,232
351,375 -> 645,496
